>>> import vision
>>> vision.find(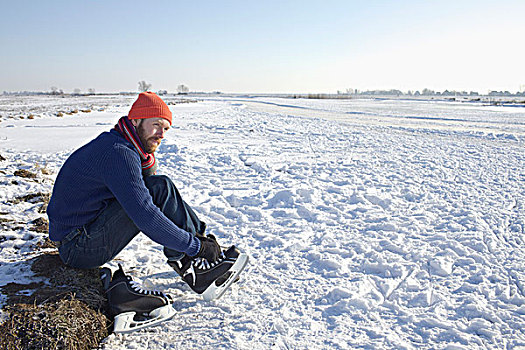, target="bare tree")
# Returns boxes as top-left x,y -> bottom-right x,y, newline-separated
50,87 -> 64,95
138,81 -> 152,92
177,84 -> 189,94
